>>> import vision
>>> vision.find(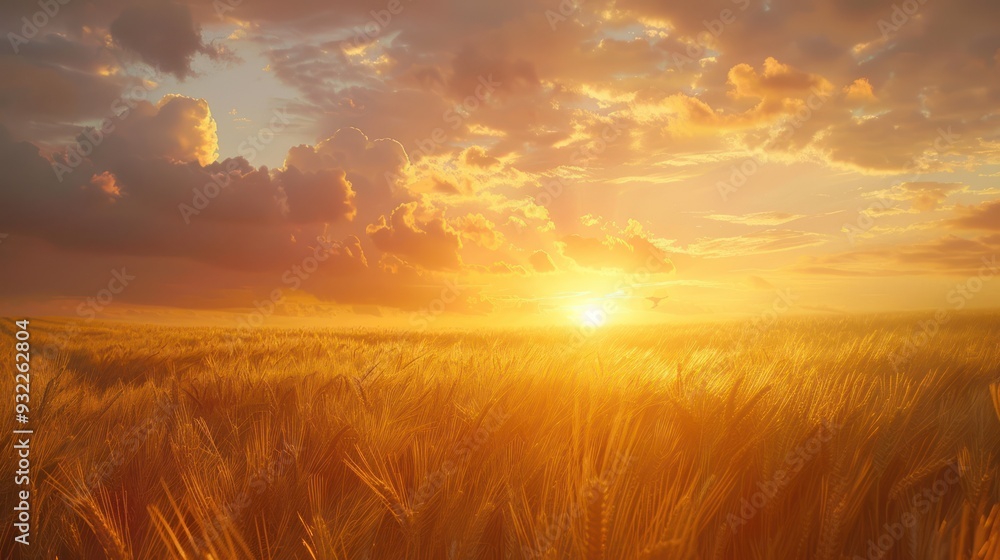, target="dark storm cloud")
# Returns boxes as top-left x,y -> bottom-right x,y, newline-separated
110,2 -> 213,79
